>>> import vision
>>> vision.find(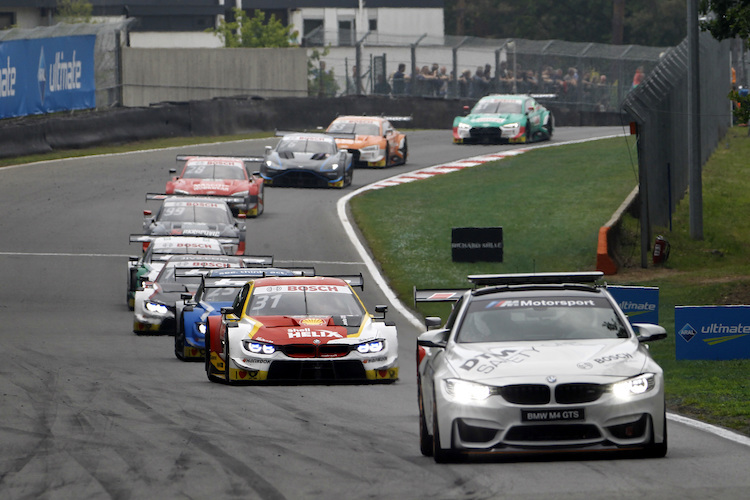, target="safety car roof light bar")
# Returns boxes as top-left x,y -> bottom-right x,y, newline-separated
468,271 -> 604,287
